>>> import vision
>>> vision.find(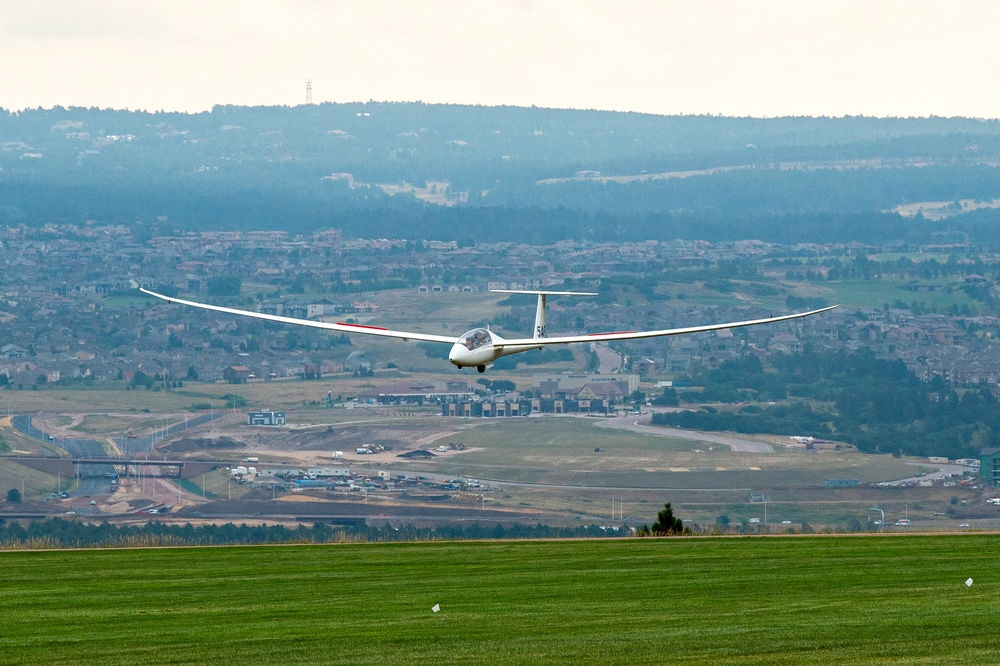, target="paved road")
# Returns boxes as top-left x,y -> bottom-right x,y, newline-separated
884,463 -> 968,486
12,412 -> 225,497
13,415 -> 115,496
590,343 -> 622,374
119,412 -> 226,455
593,412 -> 774,452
